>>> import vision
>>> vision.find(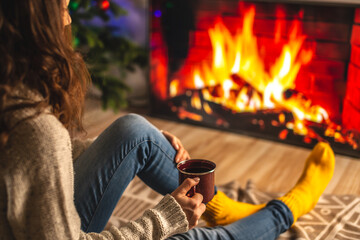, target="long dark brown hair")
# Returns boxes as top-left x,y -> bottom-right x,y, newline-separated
0,0 -> 90,147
